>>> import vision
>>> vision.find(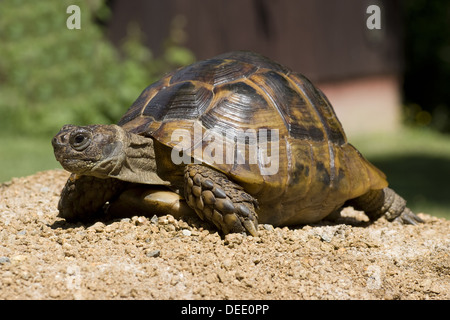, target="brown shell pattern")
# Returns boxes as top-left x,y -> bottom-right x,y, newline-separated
118,51 -> 387,225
